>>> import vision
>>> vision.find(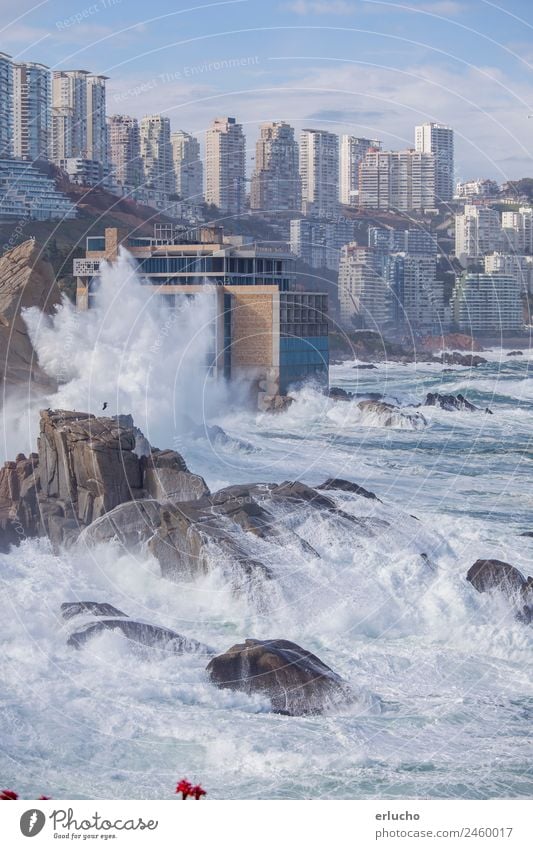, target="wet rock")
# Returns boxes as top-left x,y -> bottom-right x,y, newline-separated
61,601 -> 127,620
206,638 -> 352,715
316,478 -> 381,502
0,240 -> 61,389
423,392 -> 491,413
141,449 -> 209,503
258,393 -> 294,413
358,400 -> 427,430
440,352 -> 487,367
62,602 -> 211,653
507,350 -> 523,356
467,559 -> 533,623
147,500 -> 274,586
352,363 -> 377,370
328,387 -> 354,401
78,499 -> 163,548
